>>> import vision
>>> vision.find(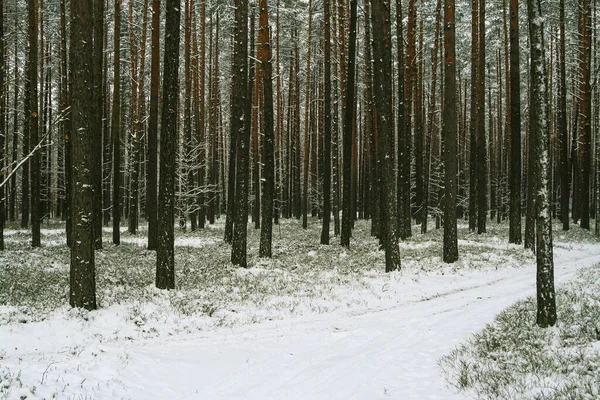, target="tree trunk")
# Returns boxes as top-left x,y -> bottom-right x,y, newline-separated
70,0 -> 97,310
156,0 -> 181,289
28,0 -> 40,247
370,0 -> 401,272
259,0 -> 274,258
468,0 -> 478,232
476,0 -> 487,234
321,0 -> 332,245
302,0 -> 313,230
0,0 -> 4,250
92,0 -> 104,249
231,0 -> 250,267
147,0 -> 160,249
340,0 -> 358,248
578,0 -> 592,229
112,0 -> 122,245
443,0 -> 458,263
527,0 -> 556,328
